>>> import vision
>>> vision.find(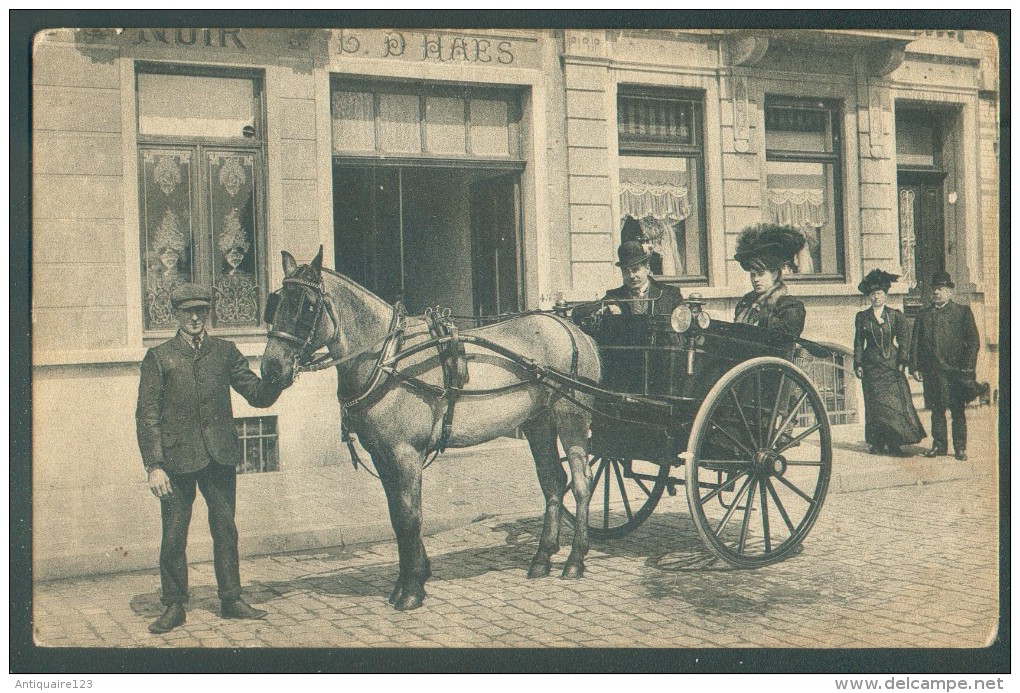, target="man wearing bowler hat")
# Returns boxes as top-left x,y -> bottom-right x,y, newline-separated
909,271 -> 980,461
601,240 -> 683,316
136,283 -> 283,634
